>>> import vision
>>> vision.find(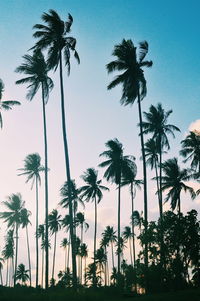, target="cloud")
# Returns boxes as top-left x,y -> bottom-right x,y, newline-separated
189,119 -> 200,132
